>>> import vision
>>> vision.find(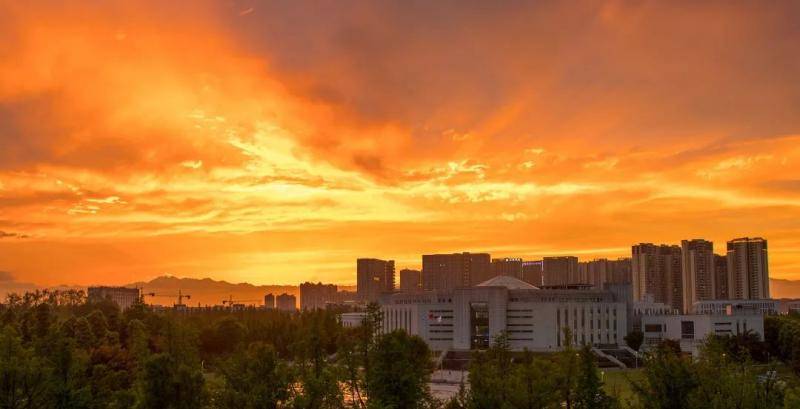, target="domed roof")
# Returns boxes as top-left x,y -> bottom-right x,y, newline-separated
476,275 -> 539,290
